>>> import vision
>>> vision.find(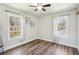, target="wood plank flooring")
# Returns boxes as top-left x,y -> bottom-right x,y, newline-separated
4,39 -> 79,55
